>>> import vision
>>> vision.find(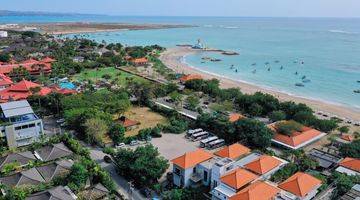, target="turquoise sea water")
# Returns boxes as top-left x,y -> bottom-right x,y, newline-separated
1,15 -> 360,110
